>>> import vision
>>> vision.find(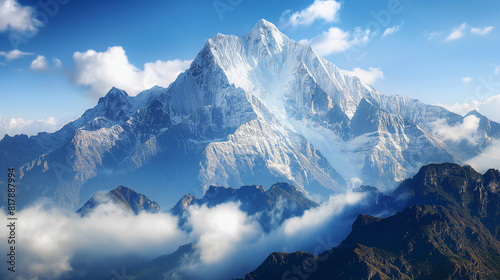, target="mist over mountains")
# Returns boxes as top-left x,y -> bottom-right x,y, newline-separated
1,20 -> 499,210
241,163 -> 500,280
1,19 -> 500,280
